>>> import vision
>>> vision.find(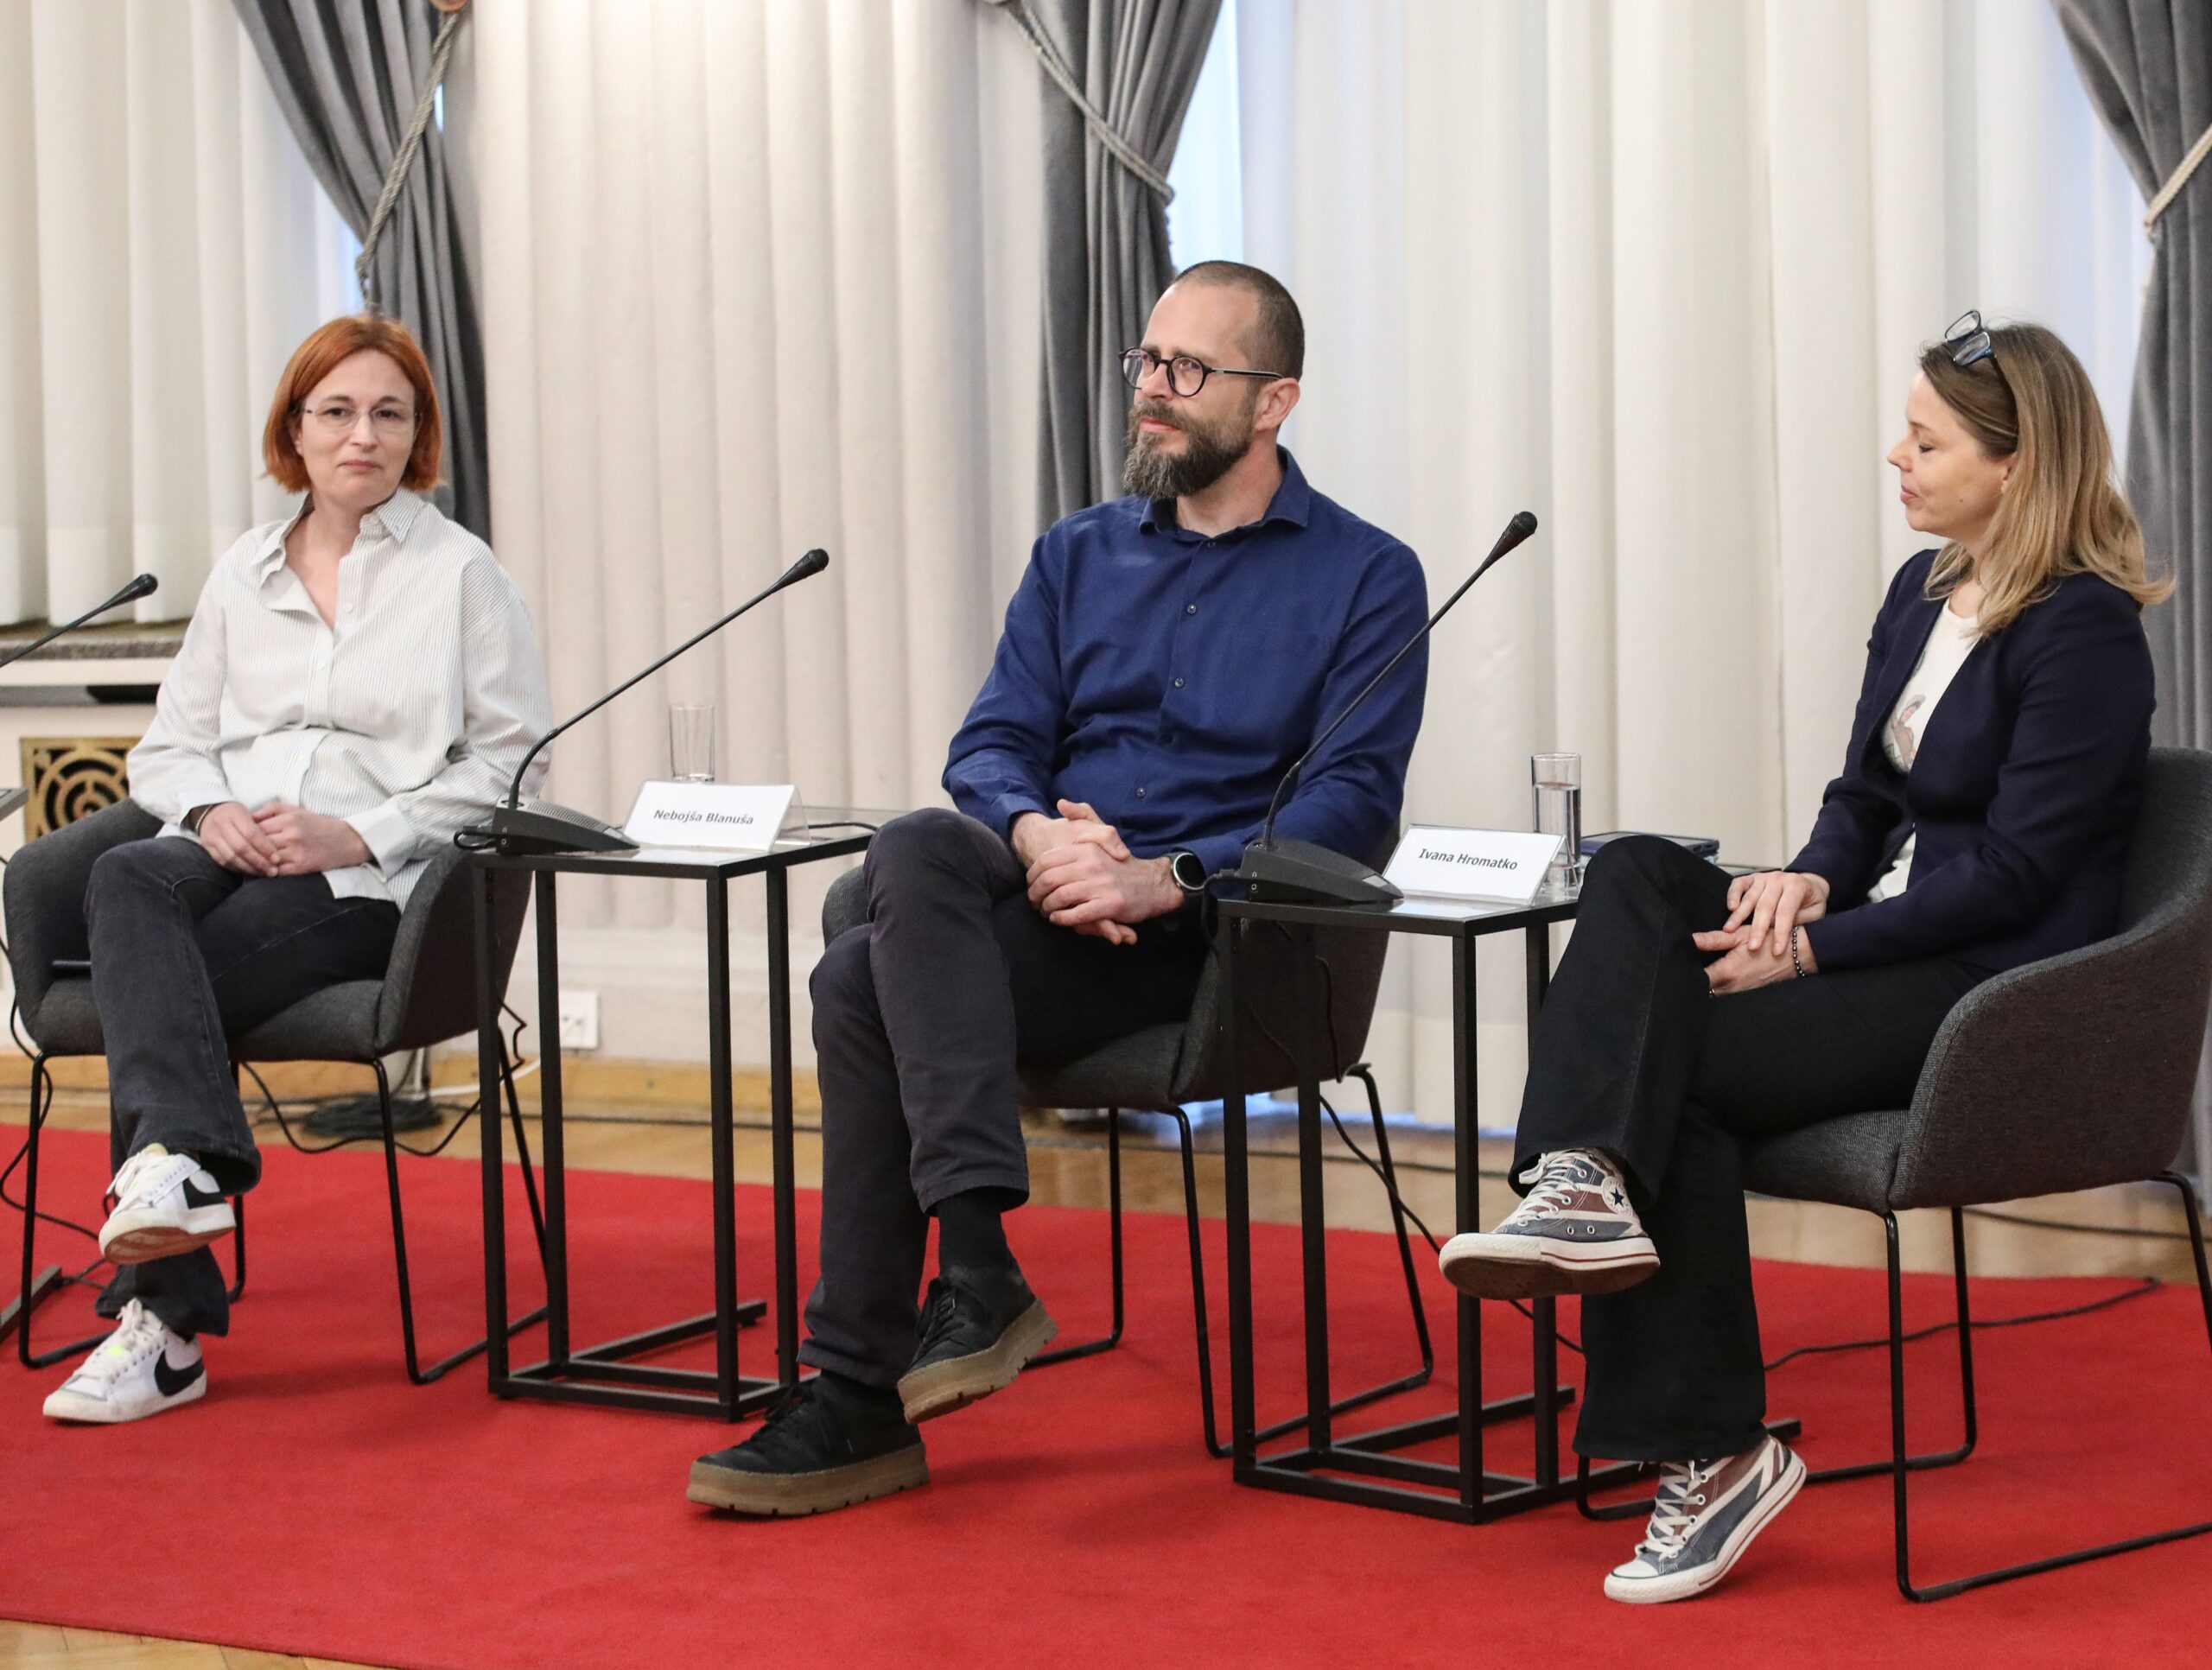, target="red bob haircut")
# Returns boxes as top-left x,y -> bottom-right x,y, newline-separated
262,313 -> 442,493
